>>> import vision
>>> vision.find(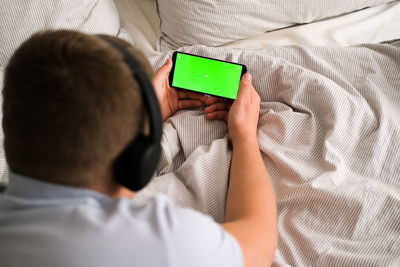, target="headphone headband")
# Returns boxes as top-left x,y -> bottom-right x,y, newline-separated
101,38 -> 162,141
99,37 -> 162,191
